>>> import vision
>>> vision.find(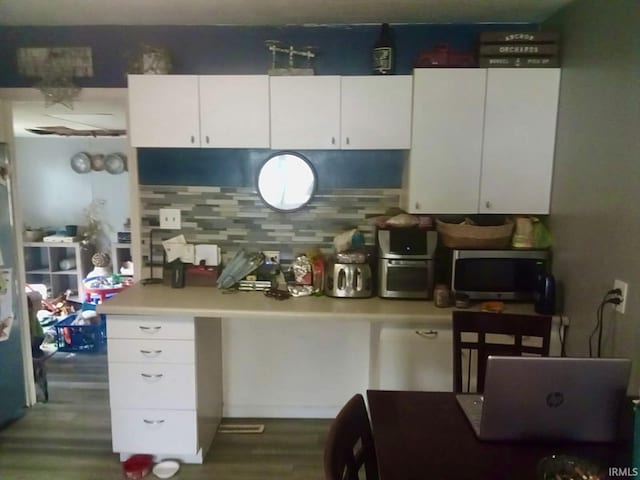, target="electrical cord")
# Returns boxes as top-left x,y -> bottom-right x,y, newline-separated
589,292 -> 622,357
